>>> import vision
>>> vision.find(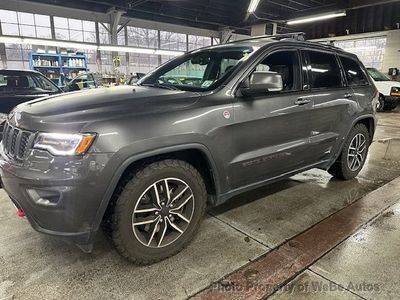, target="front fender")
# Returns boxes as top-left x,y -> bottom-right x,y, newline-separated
91,142 -> 221,232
